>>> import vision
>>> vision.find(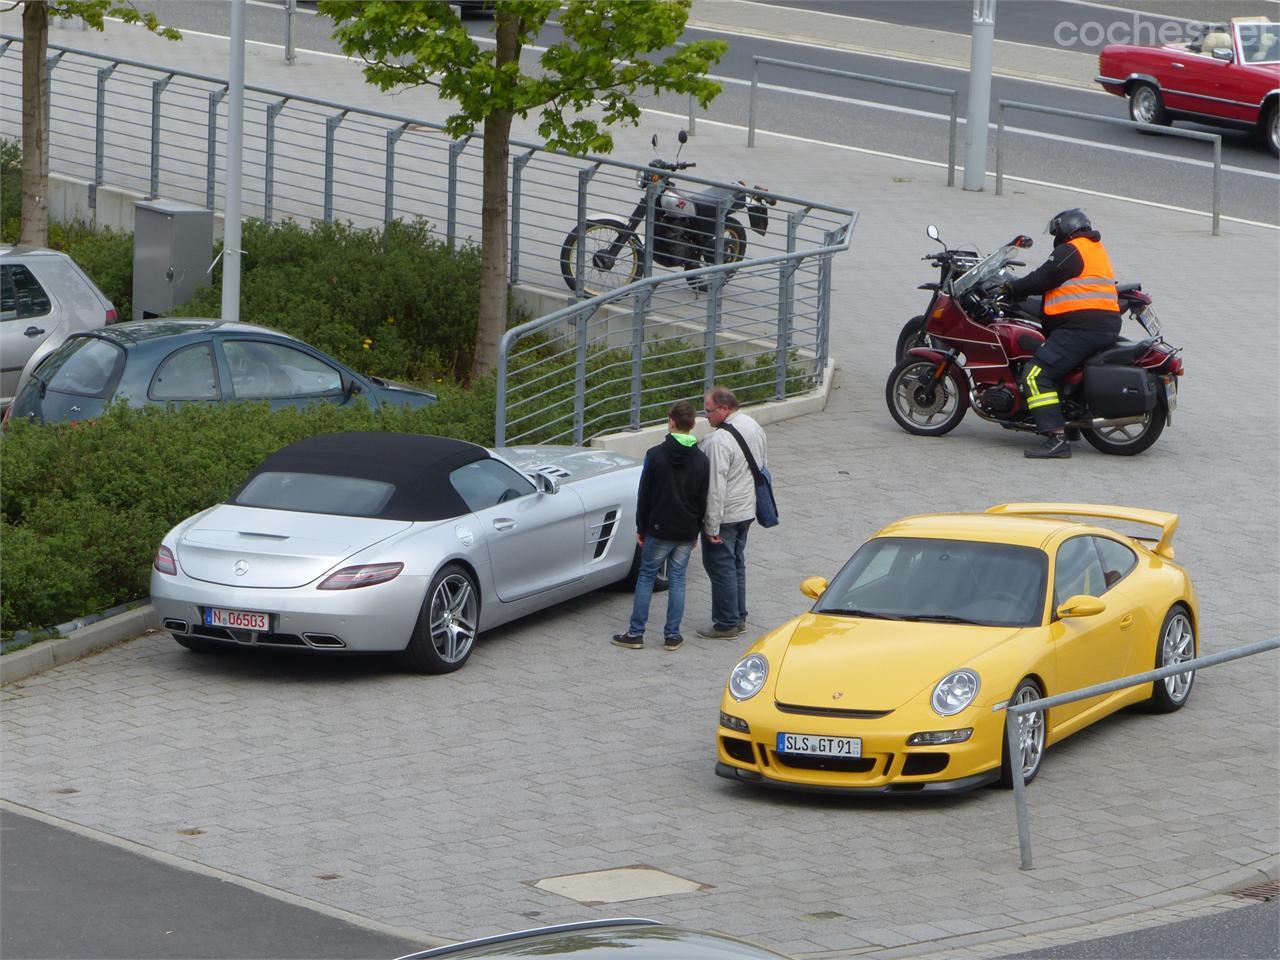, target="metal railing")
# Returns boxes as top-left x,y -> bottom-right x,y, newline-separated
0,36 -> 856,442
1006,634 -> 1280,869
996,100 -> 1222,235
747,56 -> 960,187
